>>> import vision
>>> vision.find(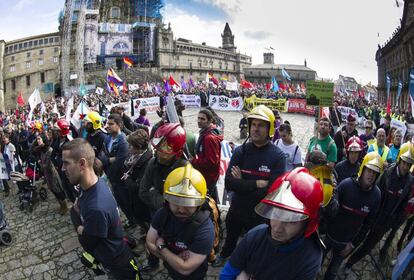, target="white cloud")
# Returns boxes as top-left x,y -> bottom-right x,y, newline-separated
13,0 -> 34,11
